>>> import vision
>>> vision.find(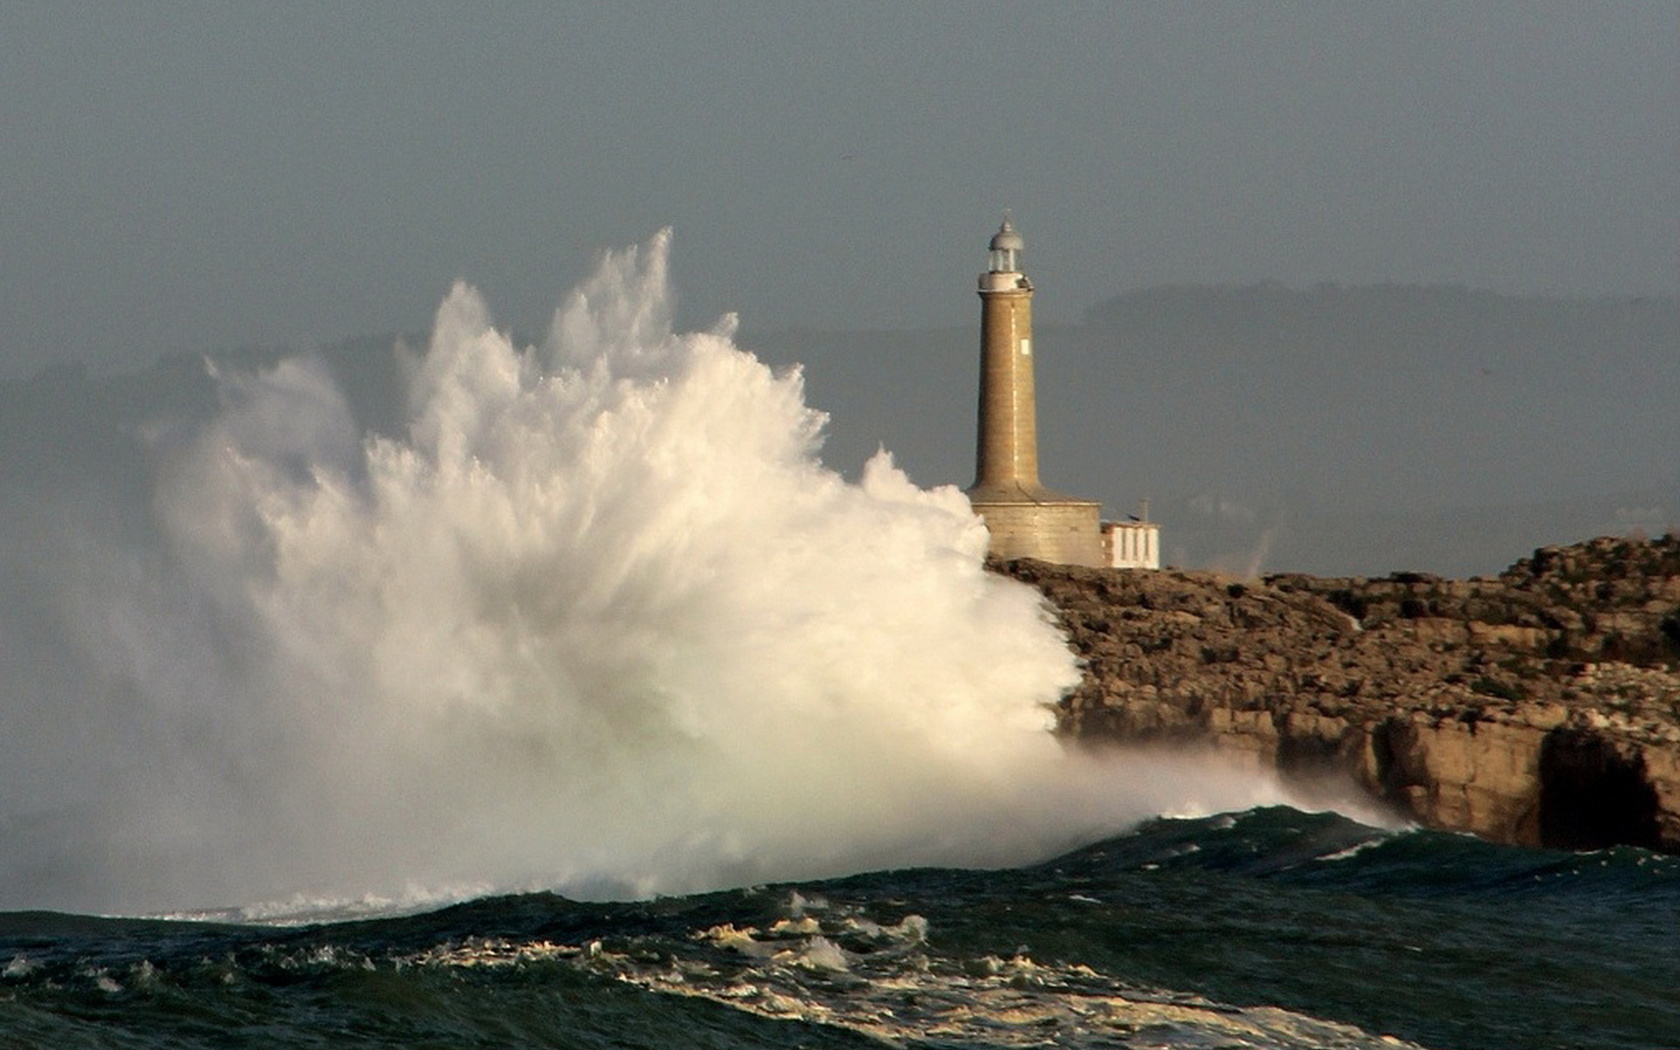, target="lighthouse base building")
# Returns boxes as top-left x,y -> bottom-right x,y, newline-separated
967,489 -> 1106,566
968,490 -> 1160,570
965,218 -> 1160,570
